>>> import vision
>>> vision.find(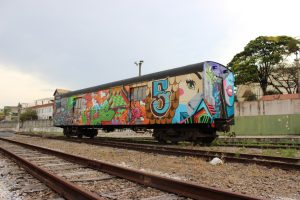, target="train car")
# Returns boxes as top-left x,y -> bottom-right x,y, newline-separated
53,61 -> 235,144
